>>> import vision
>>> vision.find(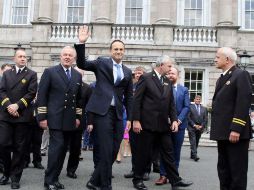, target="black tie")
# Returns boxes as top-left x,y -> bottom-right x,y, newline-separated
66,69 -> 71,80
17,69 -> 22,75
160,76 -> 163,84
